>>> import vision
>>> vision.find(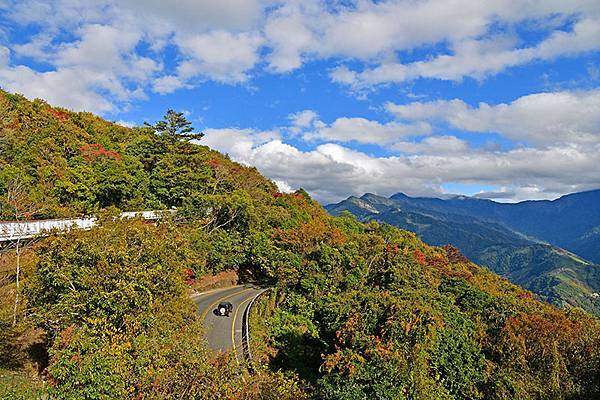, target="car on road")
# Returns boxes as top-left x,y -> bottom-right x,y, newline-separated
217,301 -> 233,317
